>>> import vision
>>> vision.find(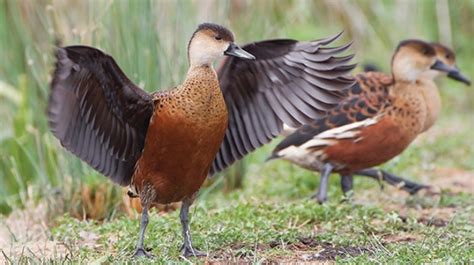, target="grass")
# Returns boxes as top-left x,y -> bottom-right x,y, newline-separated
0,0 -> 473,263
3,133 -> 474,263
2,112 -> 473,263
